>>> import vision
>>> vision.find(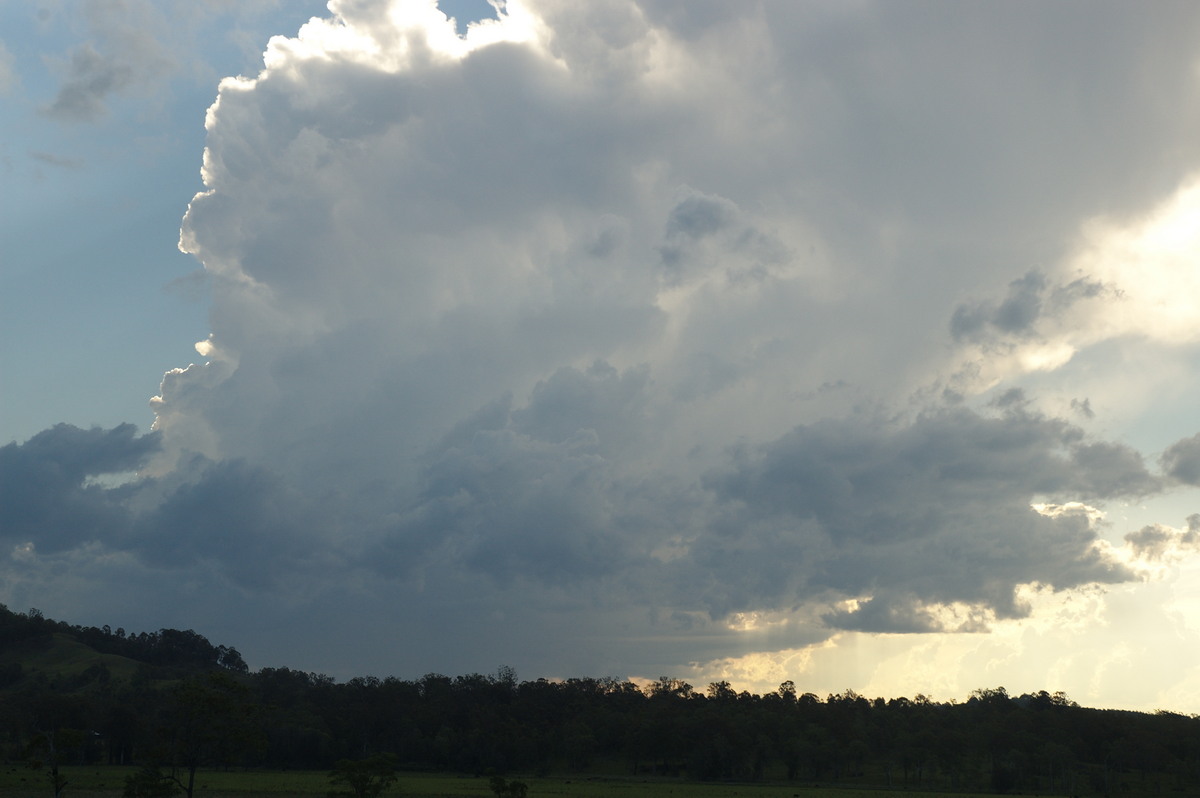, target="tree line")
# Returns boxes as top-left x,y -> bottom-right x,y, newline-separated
3,604 -> 1199,795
